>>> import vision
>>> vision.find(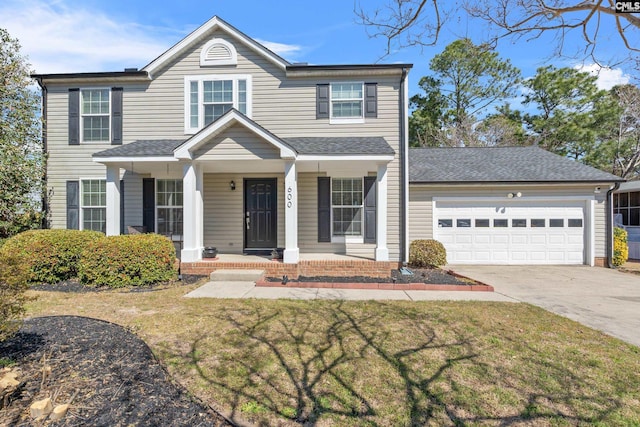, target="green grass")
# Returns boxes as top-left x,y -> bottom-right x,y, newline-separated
25,285 -> 640,426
